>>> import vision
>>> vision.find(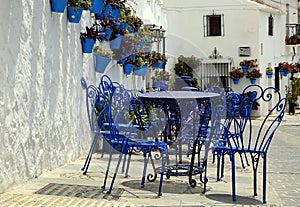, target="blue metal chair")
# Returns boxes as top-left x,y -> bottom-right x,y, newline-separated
213,85 -> 286,203
97,75 -> 168,196
80,77 -> 107,175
